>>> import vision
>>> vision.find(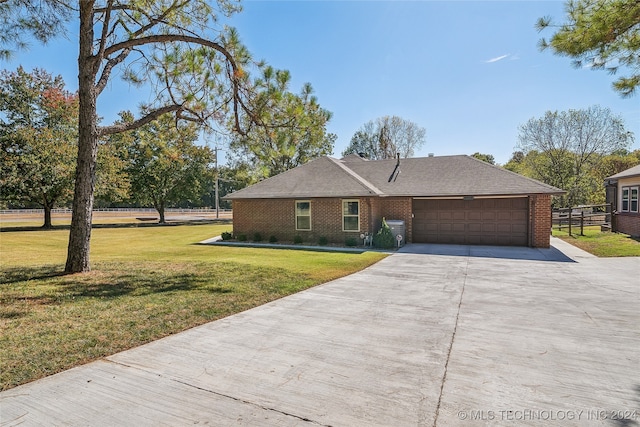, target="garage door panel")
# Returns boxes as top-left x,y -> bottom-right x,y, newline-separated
512,224 -> 528,233
482,223 -> 496,232
413,198 -> 529,246
451,223 -> 465,232
482,211 -> 496,220
512,211 -> 528,221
